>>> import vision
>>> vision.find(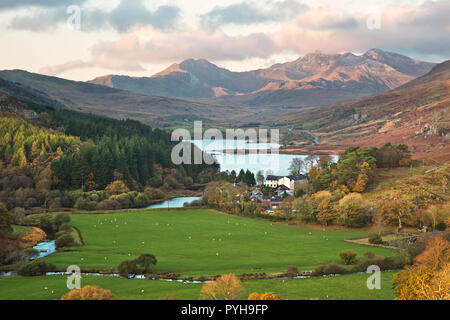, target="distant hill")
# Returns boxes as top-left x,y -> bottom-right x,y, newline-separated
0,69 -> 238,127
276,60 -> 450,163
89,49 -> 436,107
